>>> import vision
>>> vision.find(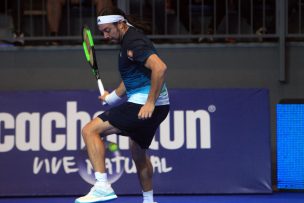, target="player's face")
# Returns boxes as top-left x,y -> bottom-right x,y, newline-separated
98,23 -> 121,43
